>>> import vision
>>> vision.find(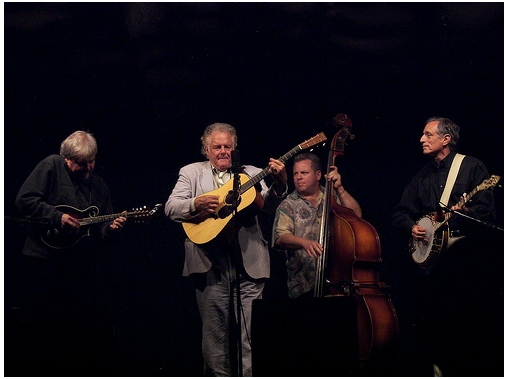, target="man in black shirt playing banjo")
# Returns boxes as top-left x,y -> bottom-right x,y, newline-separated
392,117 -> 500,377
